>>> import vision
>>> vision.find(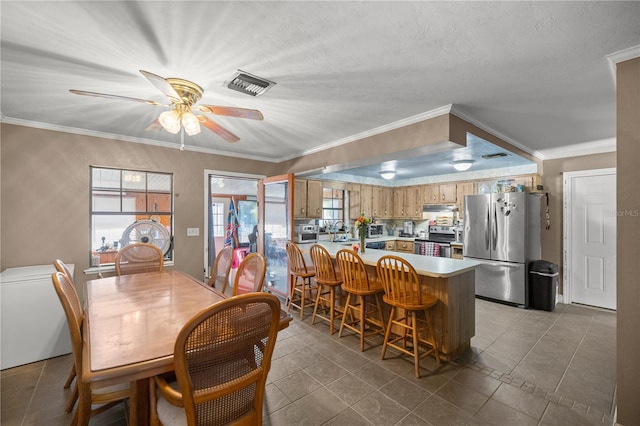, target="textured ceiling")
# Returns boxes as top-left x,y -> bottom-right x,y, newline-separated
1,1 -> 638,177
